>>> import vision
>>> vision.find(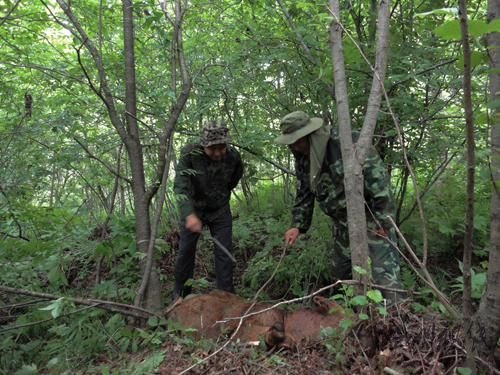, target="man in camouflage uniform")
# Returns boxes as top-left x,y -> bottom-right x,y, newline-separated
173,121 -> 243,299
275,111 -> 402,302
